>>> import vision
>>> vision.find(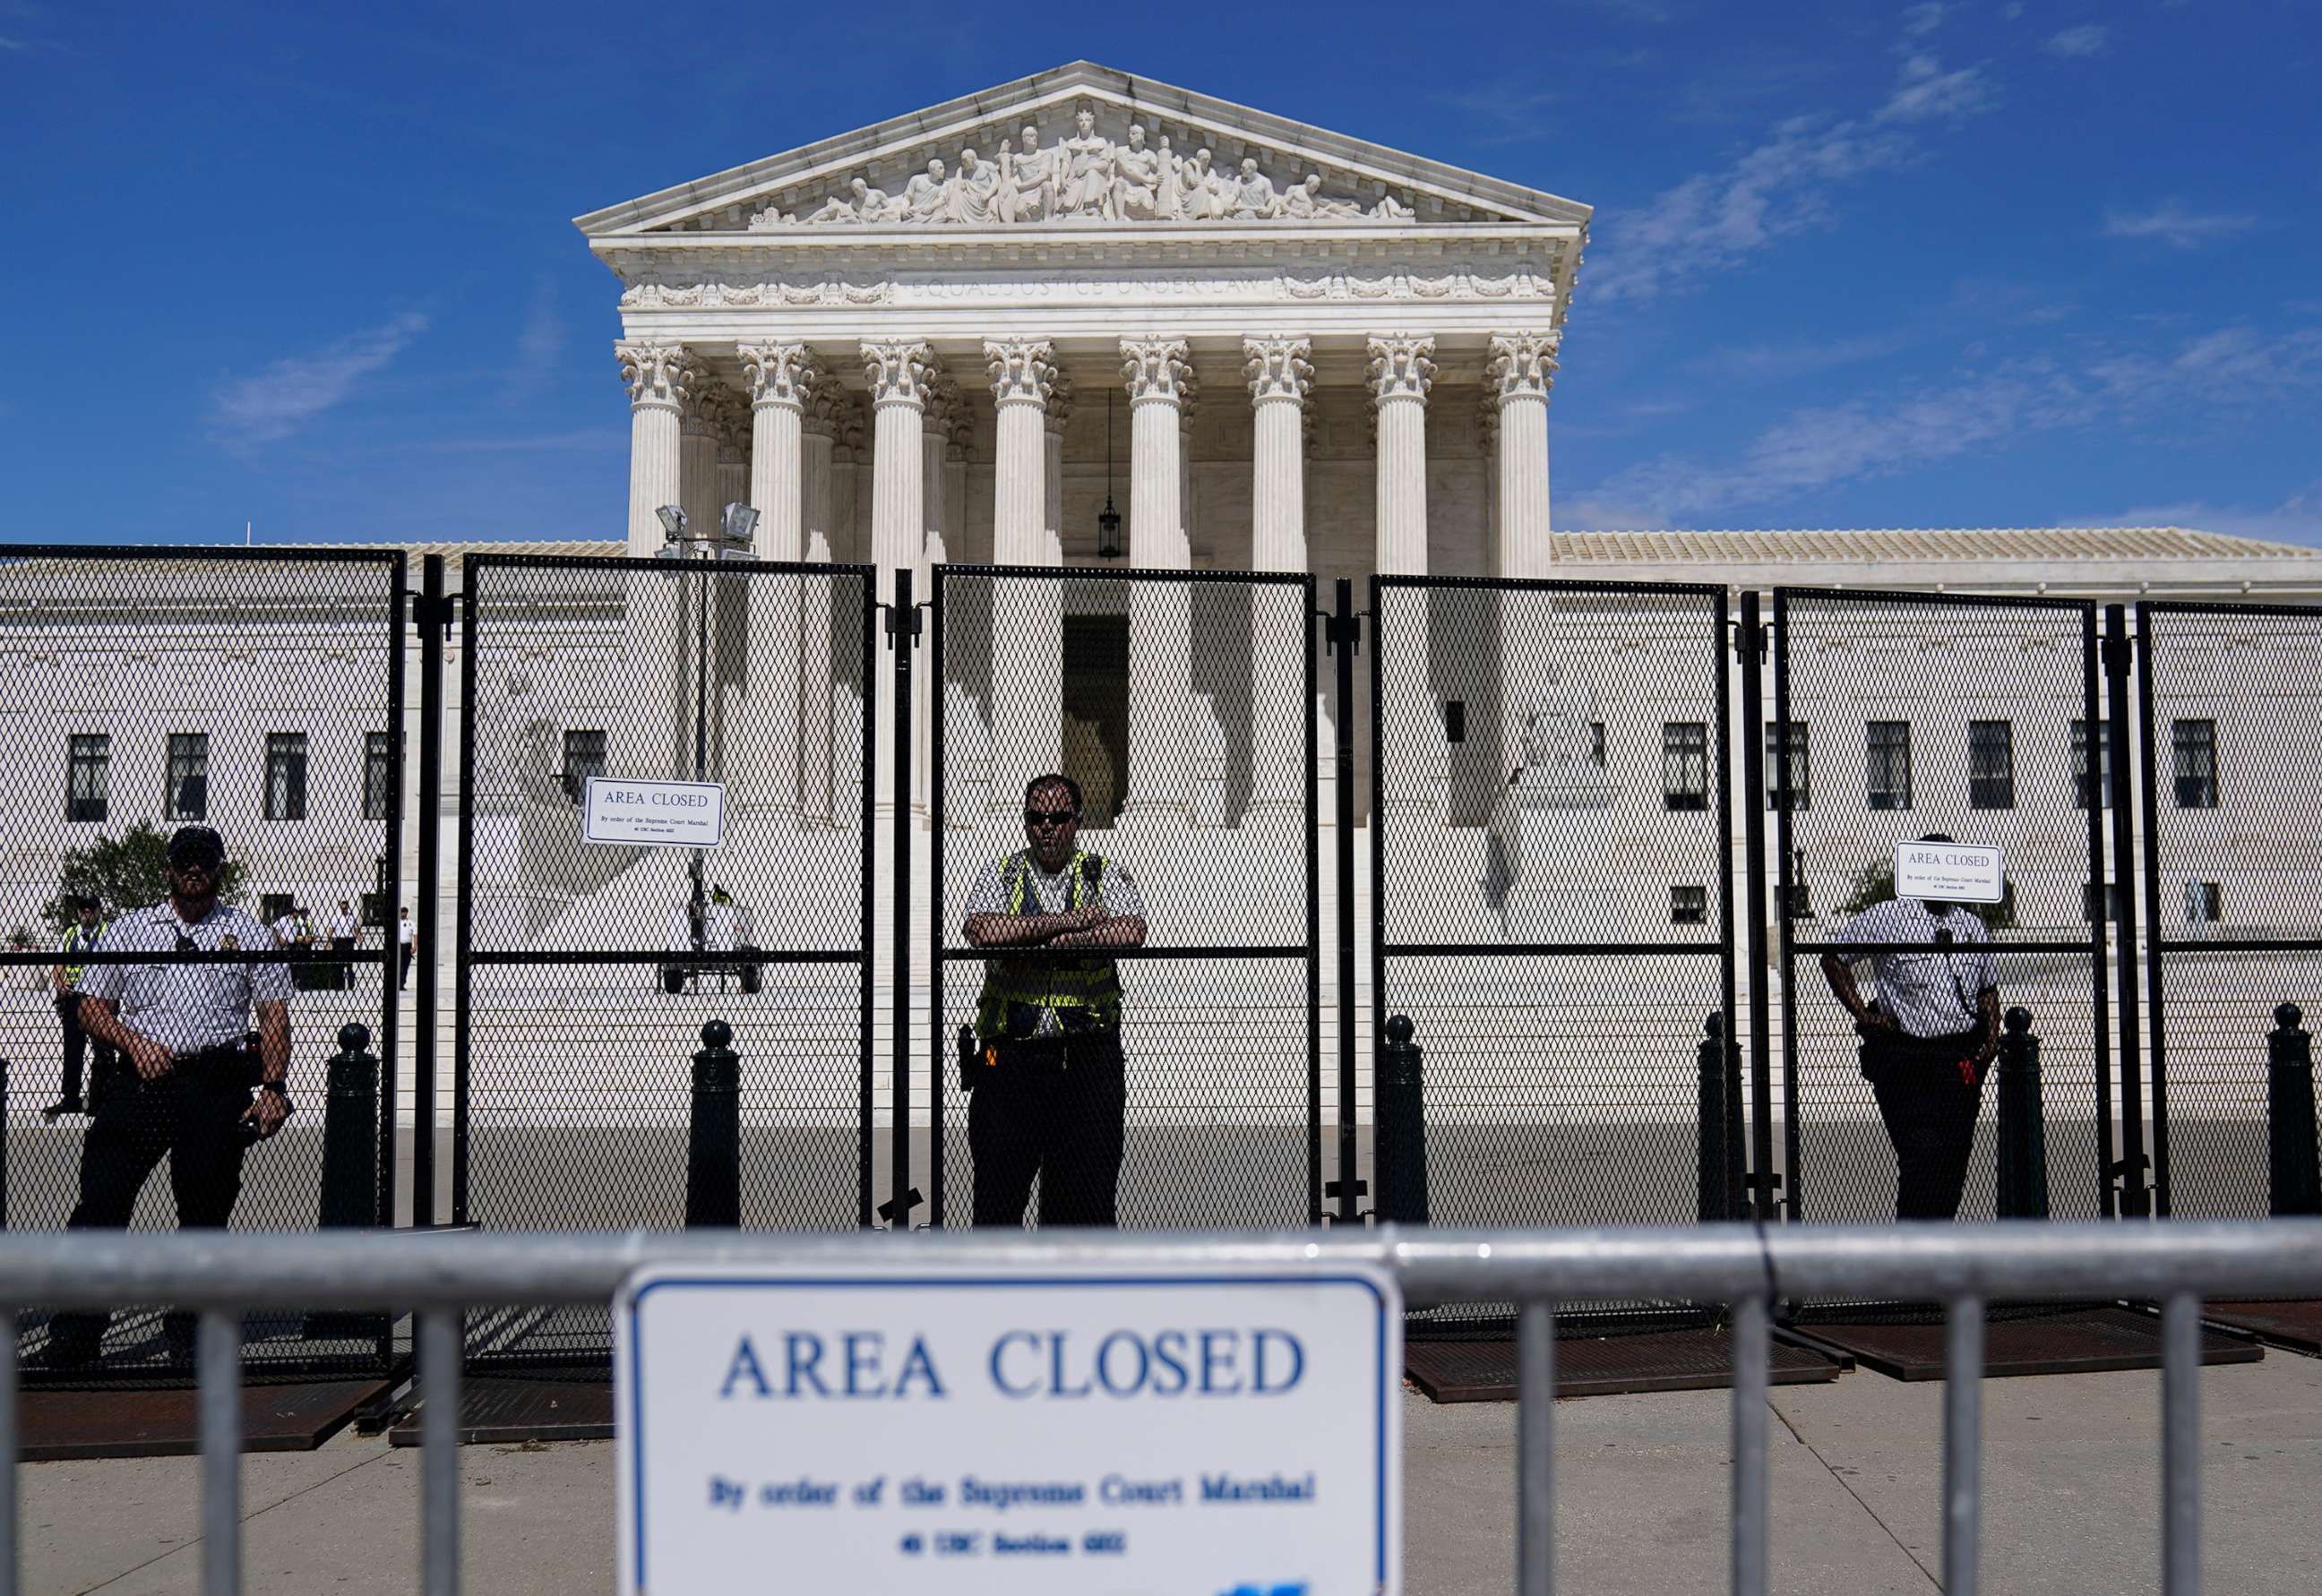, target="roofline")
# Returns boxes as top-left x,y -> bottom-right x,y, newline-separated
572,61 -> 1592,237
